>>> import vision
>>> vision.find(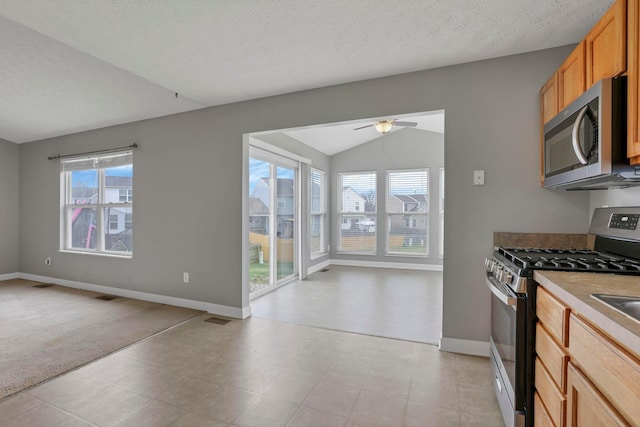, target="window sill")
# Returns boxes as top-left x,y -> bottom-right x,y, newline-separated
385,252 -> 429,258
336,251 -> 377,256
59,249 -> 132,259
310,252 -> 329,260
